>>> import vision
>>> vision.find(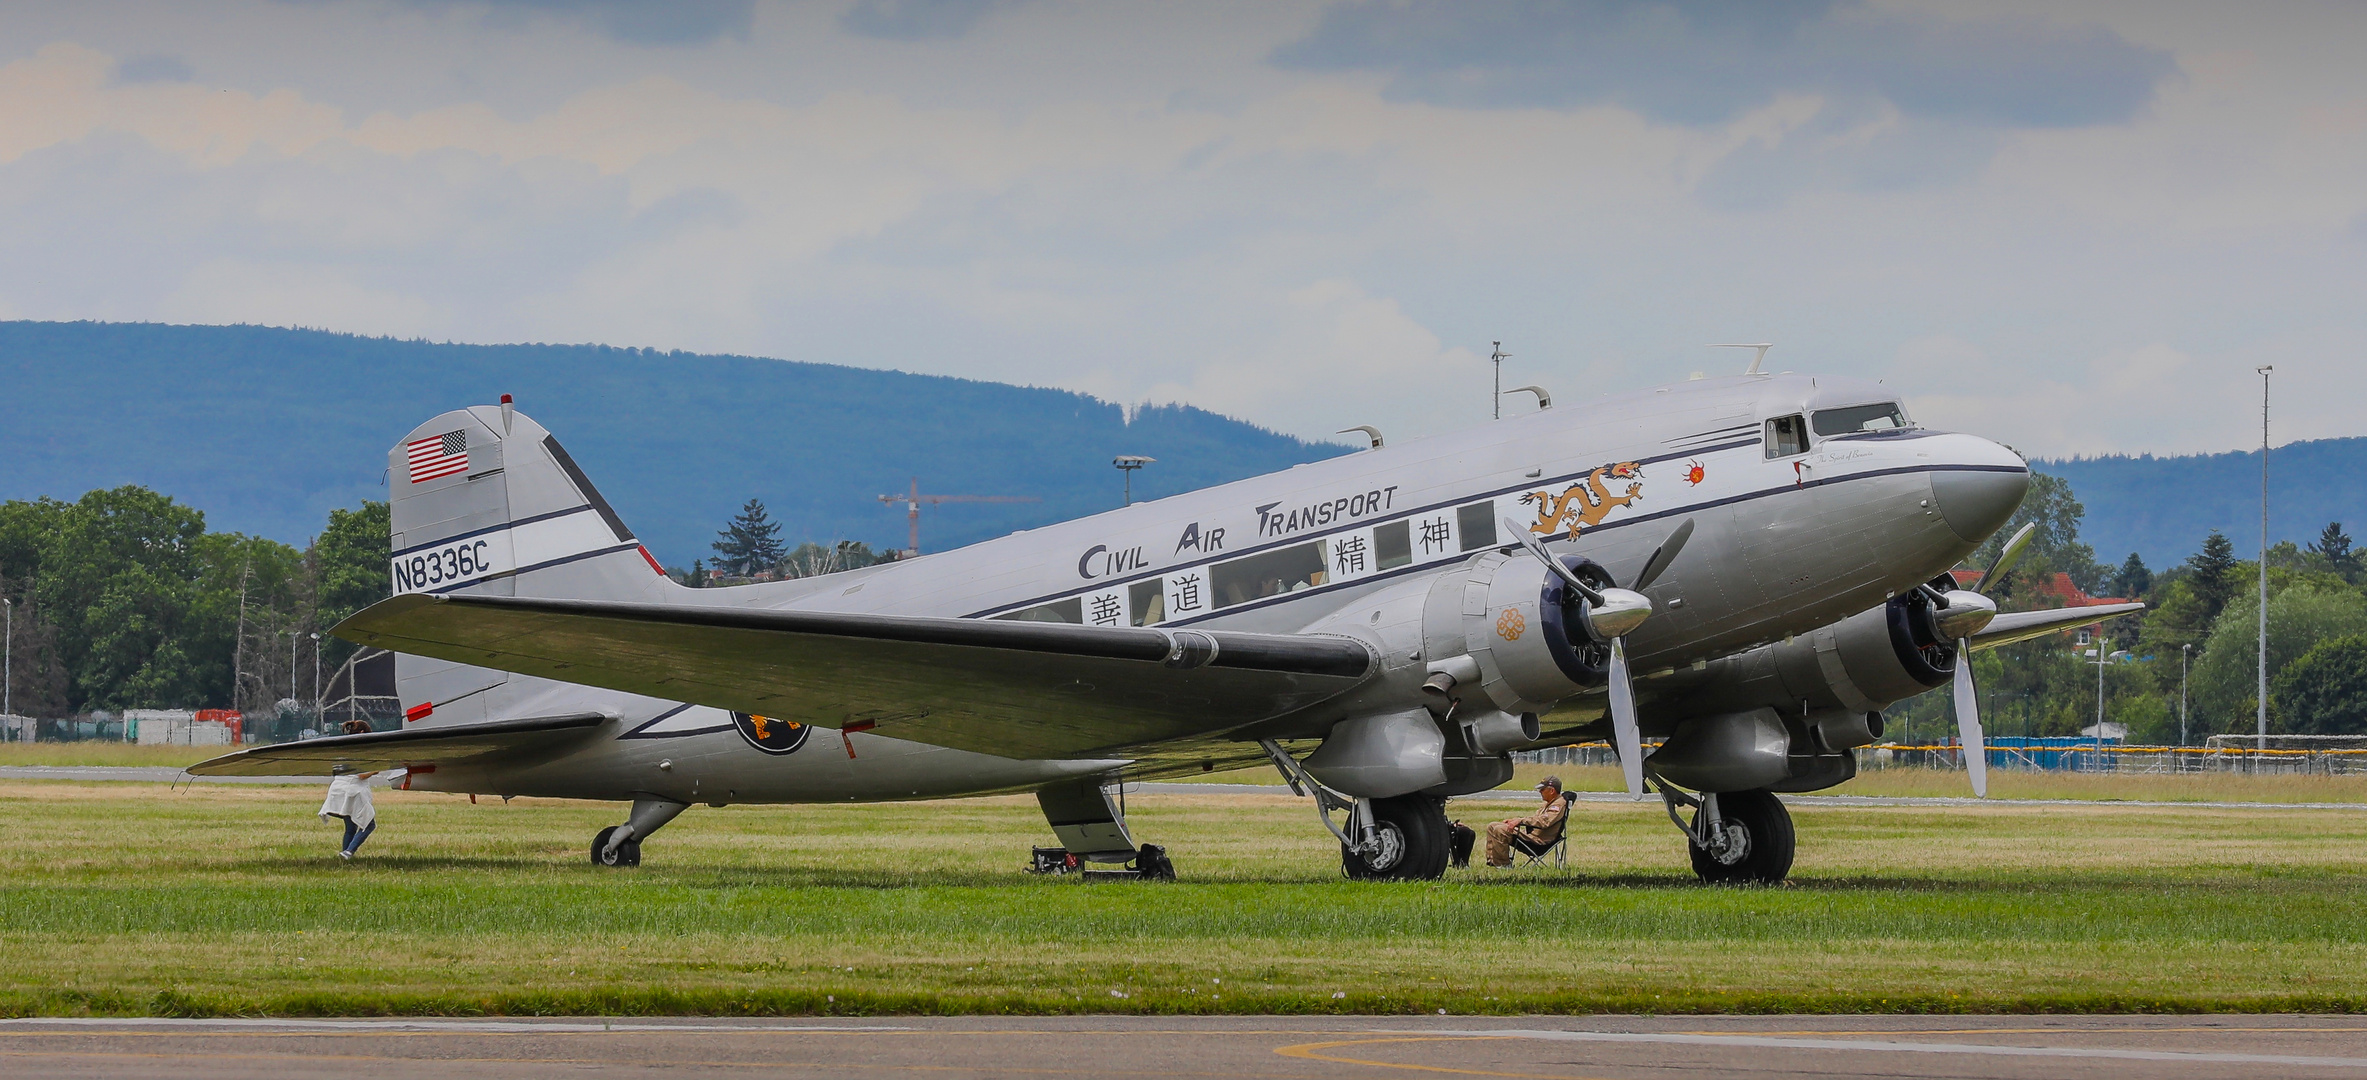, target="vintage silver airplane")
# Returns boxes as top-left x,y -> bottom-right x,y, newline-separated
193,370 -> 2140,883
